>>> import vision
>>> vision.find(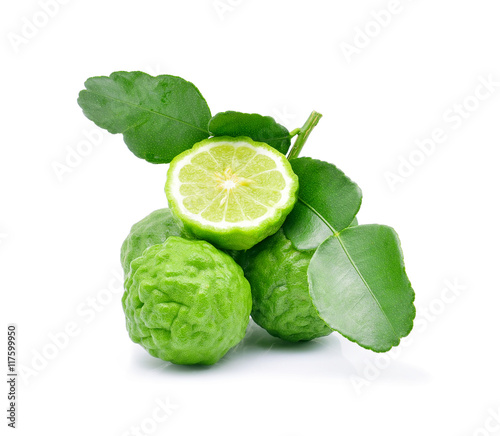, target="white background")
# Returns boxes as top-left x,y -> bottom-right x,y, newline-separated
2,1 -> 500,435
